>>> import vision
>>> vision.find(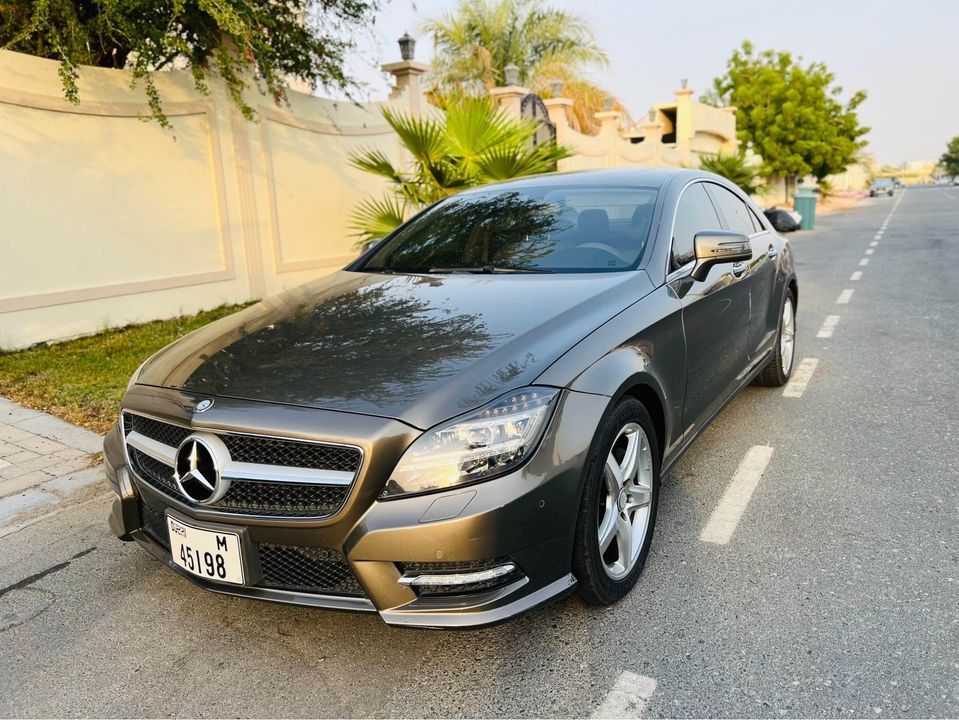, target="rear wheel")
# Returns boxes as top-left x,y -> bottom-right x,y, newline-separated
755,287 -> 796,387
573,398 -> 660,605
